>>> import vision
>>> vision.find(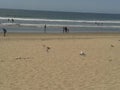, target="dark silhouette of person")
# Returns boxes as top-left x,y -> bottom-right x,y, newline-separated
63,27 -> 69,33
11,19 -> 14,23
8,19 -> 10,22
2,28 -> 7,37
44,24 -> 47,33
